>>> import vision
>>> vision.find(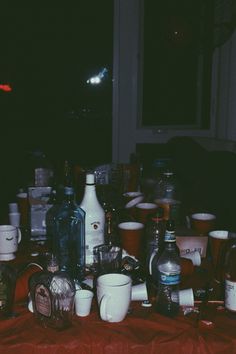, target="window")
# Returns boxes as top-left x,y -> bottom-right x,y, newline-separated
141,0 -> 214,129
